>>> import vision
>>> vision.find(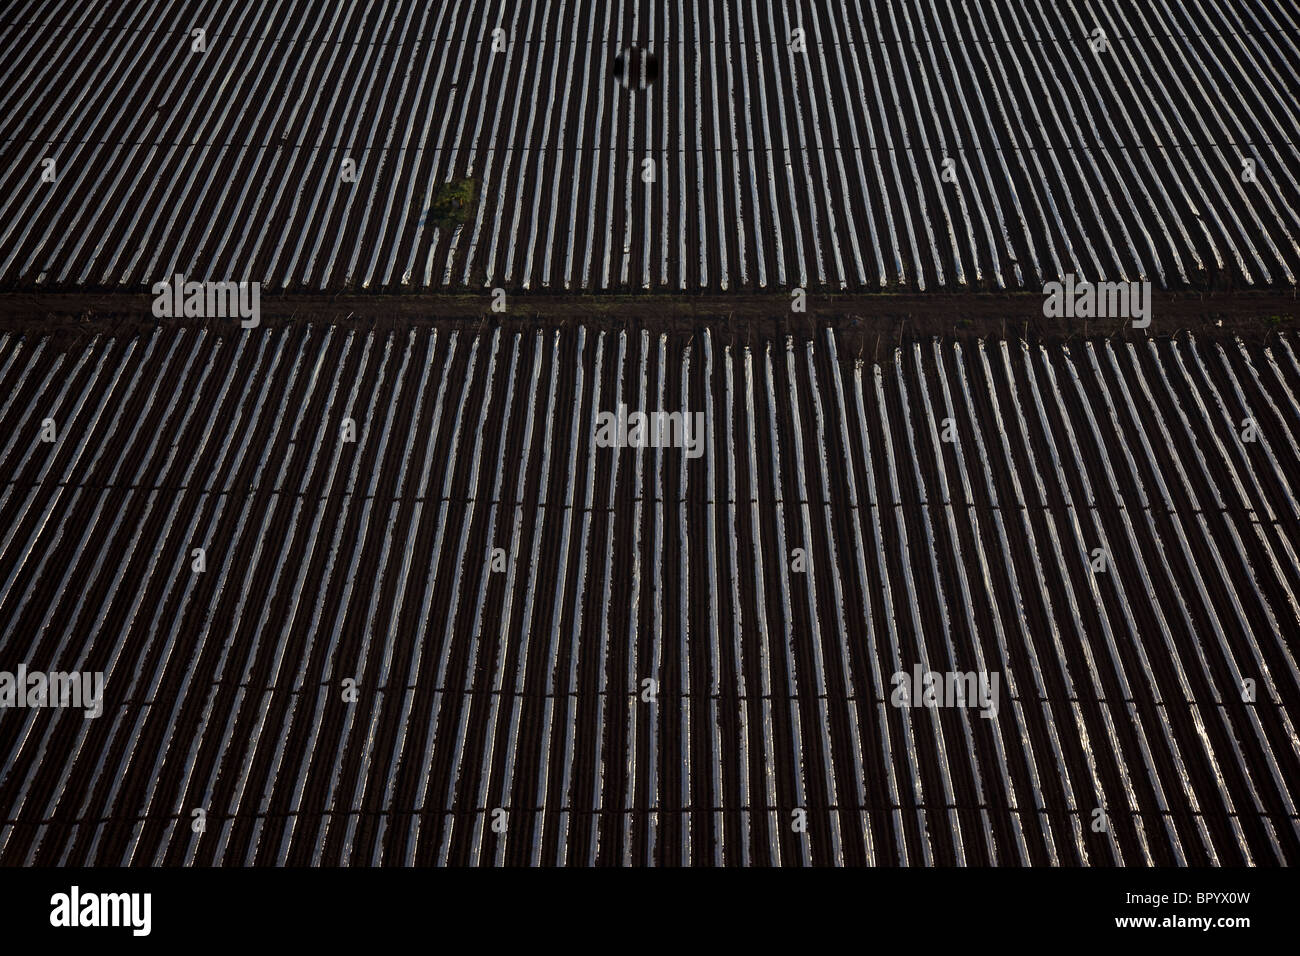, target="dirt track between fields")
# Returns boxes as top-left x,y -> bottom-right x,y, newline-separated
0,289 -> 1295,345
